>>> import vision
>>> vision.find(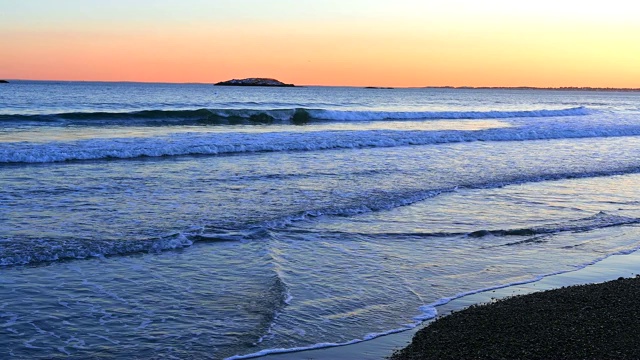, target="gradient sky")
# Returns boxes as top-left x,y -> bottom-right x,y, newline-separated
1,0 -> 639,87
